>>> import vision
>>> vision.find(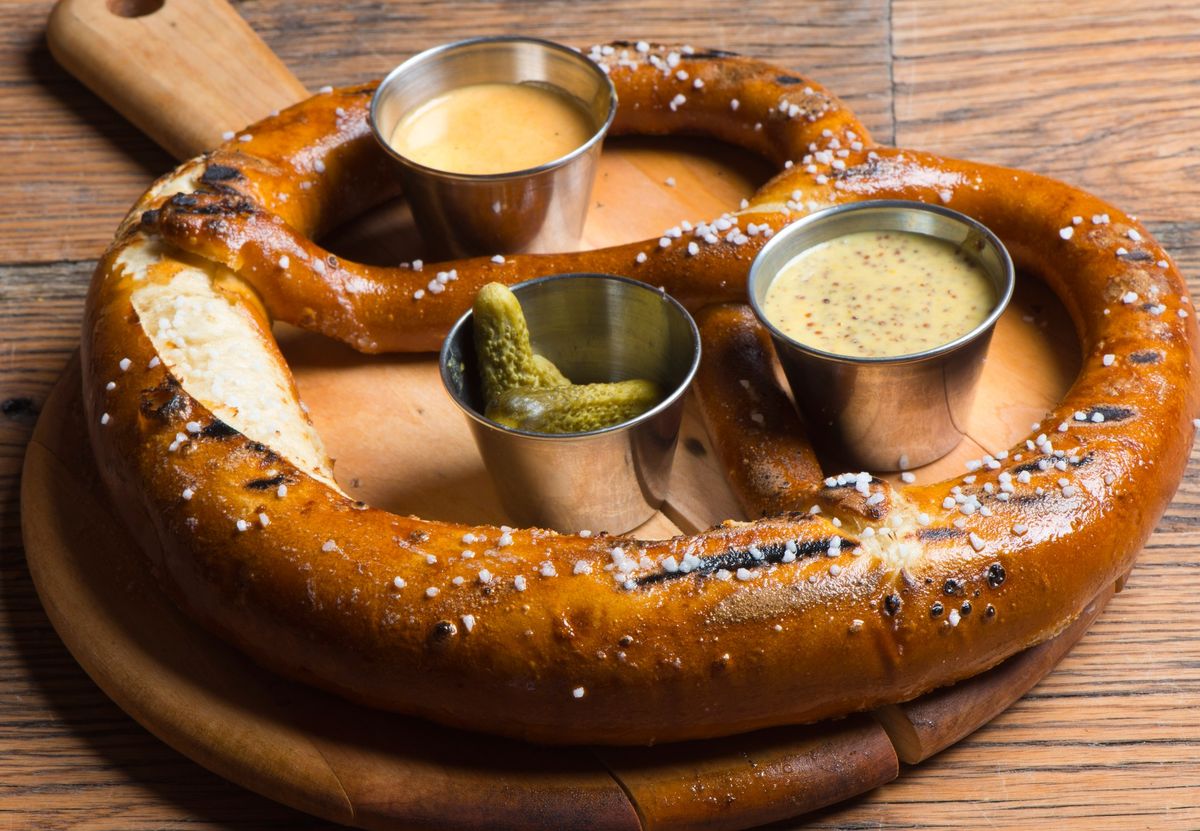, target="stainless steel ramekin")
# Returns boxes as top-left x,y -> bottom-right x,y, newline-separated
370,37 -> 617,258
440,274 -> 700,534
748,200 -> 1015,470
